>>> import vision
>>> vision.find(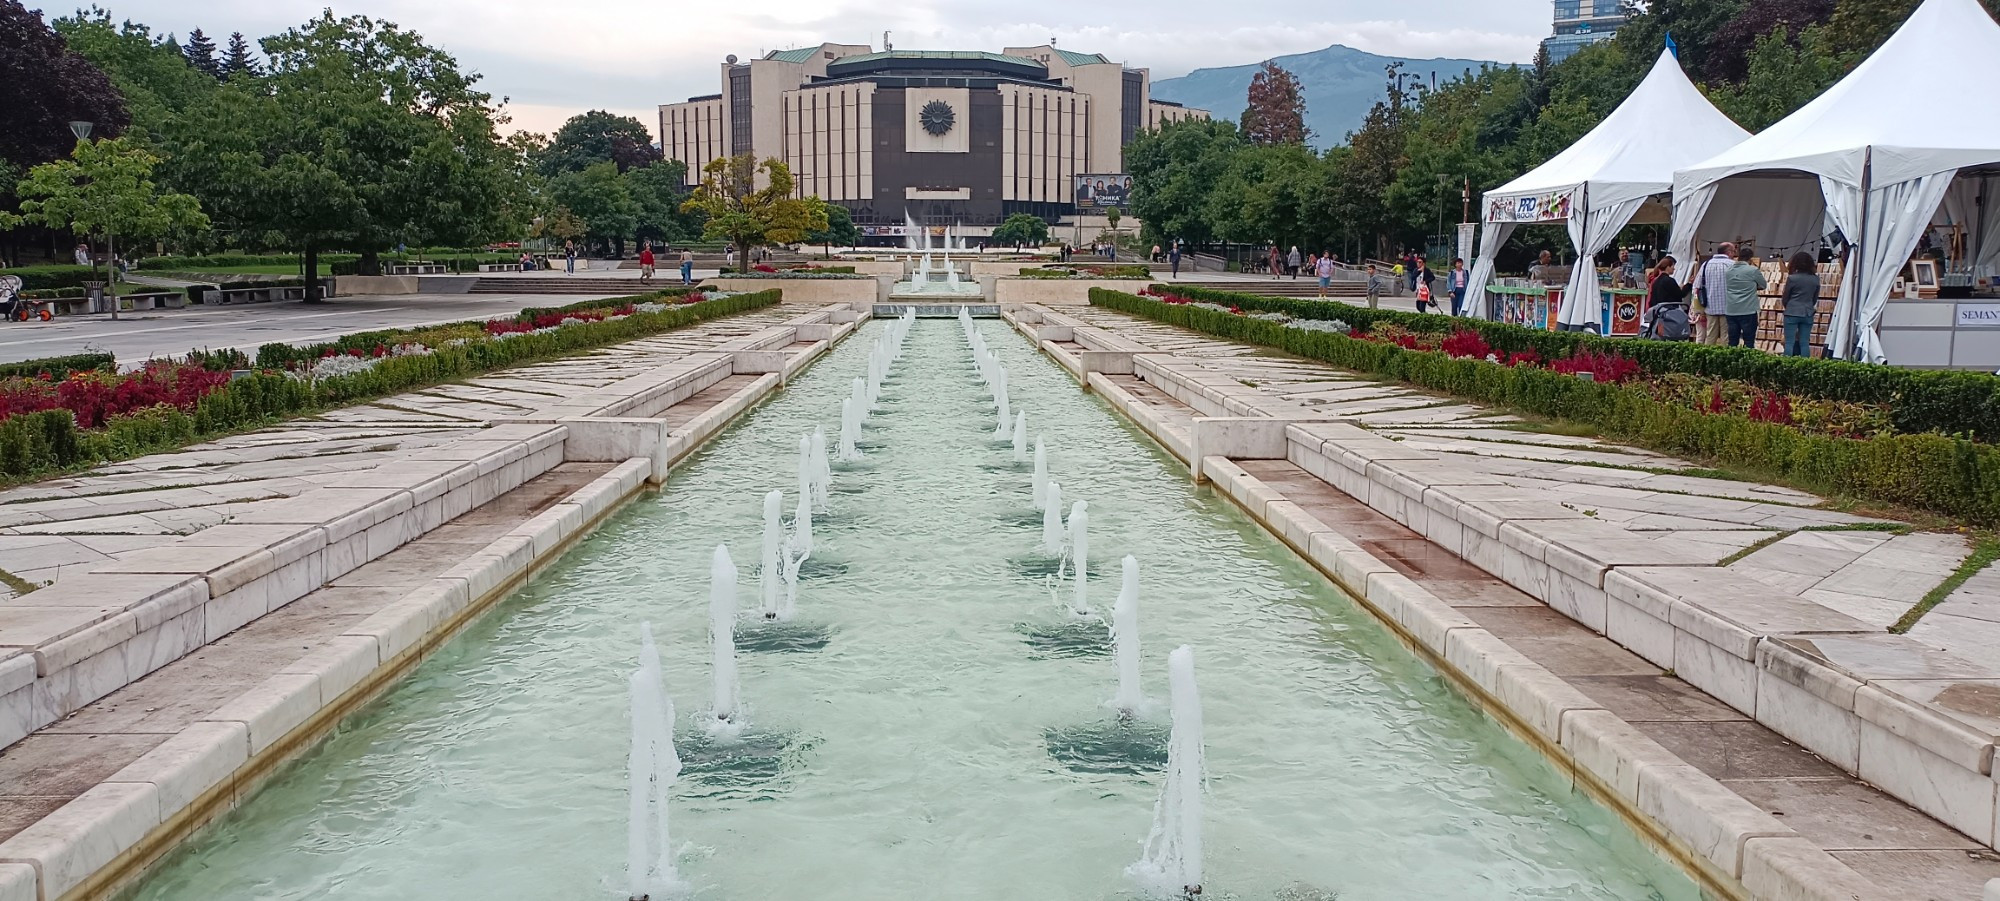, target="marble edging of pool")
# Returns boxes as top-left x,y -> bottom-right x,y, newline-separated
999,304 -> 1898,901
0,303 -> 874,901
